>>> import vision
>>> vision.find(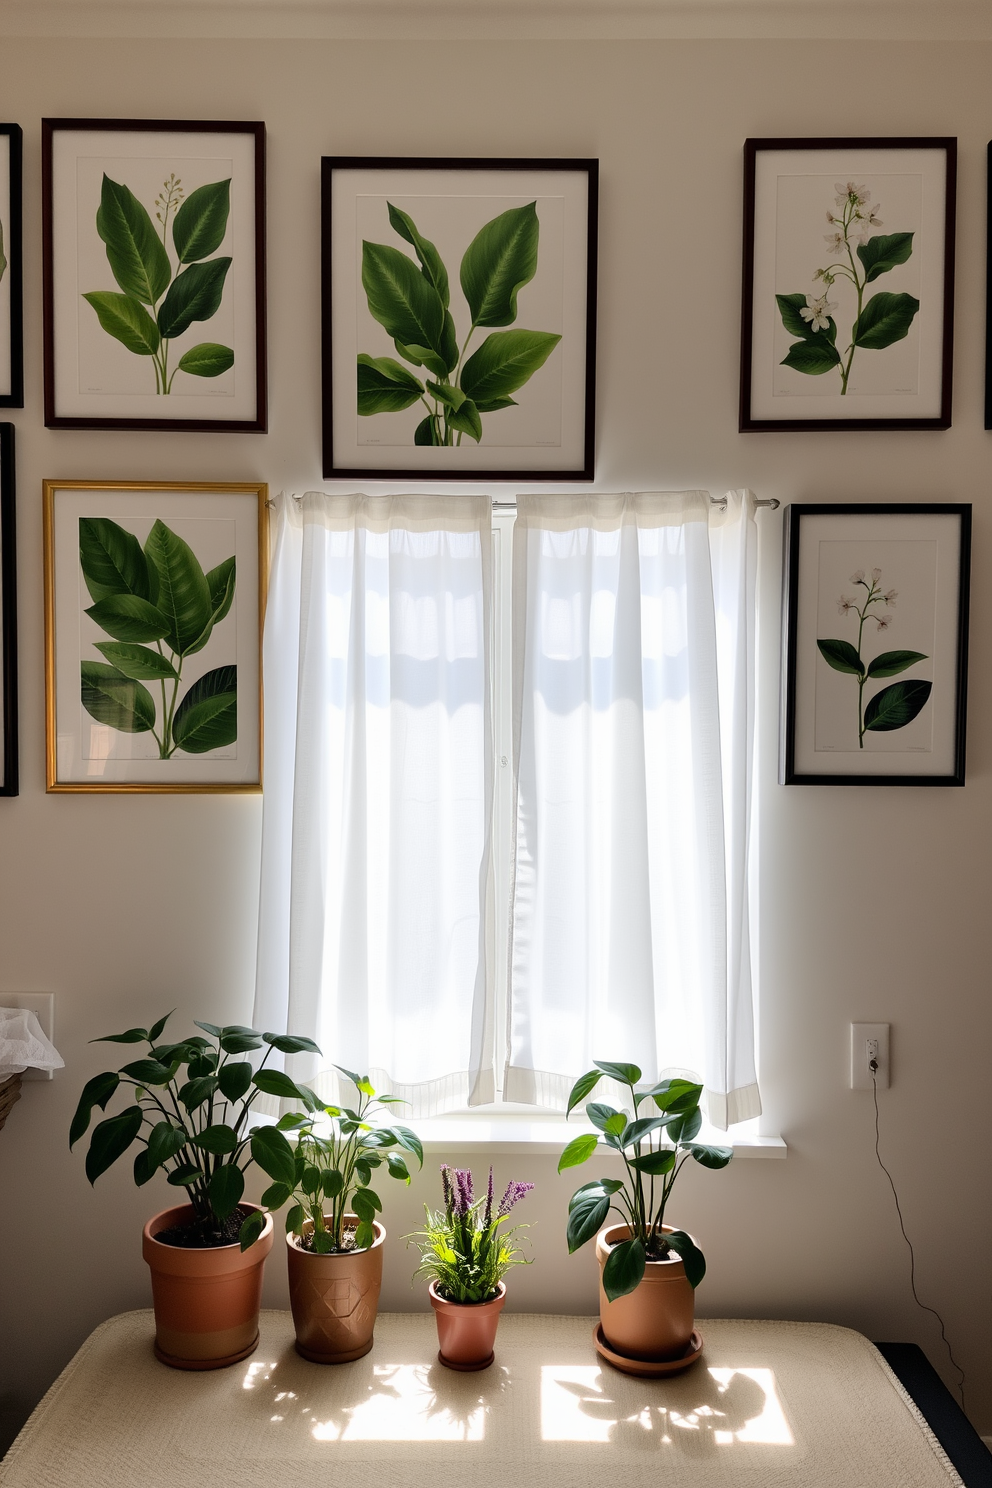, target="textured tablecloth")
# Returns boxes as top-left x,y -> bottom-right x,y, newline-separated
0,1310 -> 962,1488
